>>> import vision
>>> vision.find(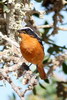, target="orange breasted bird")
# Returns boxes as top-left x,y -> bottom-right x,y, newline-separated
18,27 -> 47,79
